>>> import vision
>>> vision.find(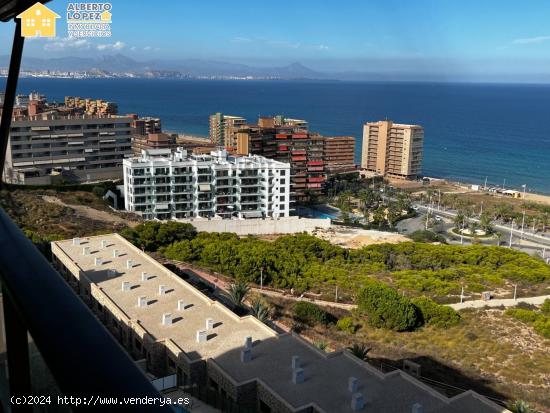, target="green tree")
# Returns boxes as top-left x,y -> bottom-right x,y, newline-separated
479,213 -> 493,233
